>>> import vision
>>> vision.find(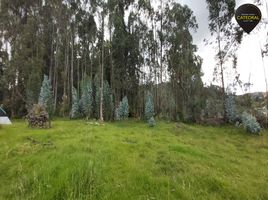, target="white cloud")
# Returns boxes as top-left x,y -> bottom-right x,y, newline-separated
178,0 -> 268,94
